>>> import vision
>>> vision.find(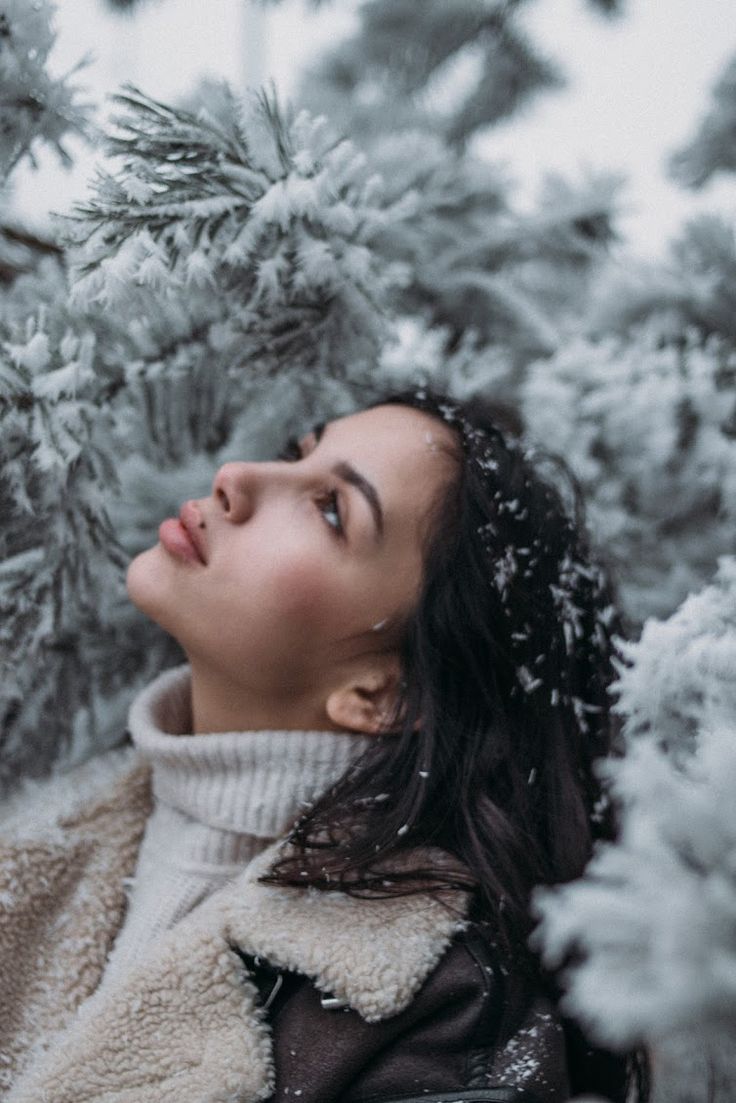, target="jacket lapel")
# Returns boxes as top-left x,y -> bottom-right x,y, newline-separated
6,755 -> 469,1103
220,843 -> 469,1023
